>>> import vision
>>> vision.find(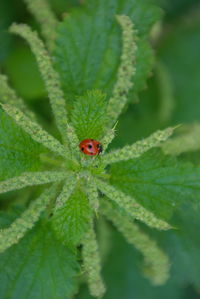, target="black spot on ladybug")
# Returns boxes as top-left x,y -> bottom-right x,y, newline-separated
81,147 -> 84,151
91,139 -> 94,141
88,144 -> 93,149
